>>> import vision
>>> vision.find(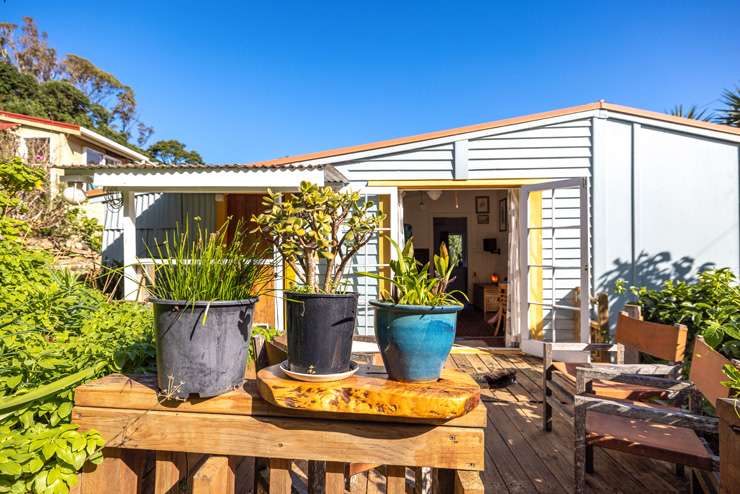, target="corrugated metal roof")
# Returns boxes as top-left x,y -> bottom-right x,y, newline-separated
59,162 -> 326,171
